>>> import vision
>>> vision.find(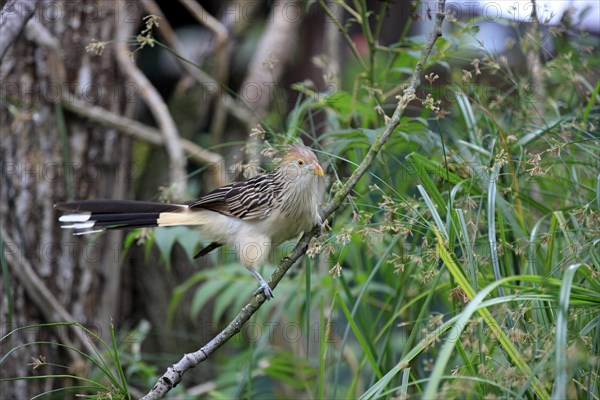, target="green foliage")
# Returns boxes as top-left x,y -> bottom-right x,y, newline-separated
153,226 -> 200,267
7,2 -> 598,398
183,3 -> 599,399
0,322 -> 132,399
